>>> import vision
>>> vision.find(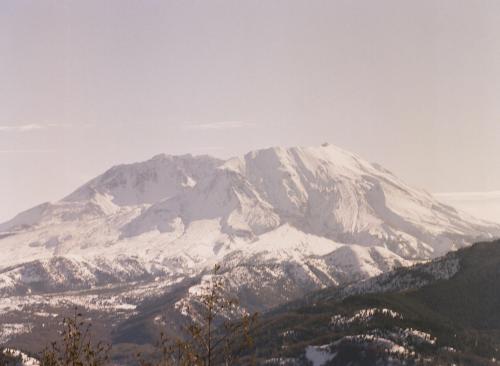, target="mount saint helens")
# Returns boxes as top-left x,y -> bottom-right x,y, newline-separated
0,144 -> 498,350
